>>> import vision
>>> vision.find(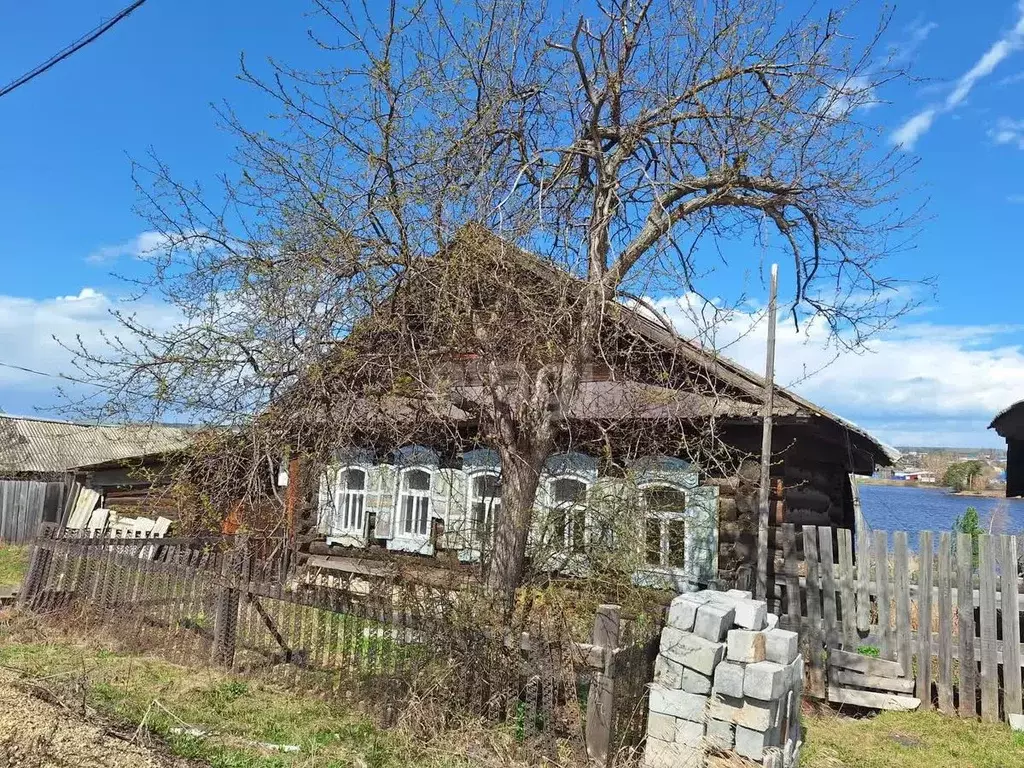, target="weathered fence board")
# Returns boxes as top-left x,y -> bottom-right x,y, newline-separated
979,535 -> 999,721
936,533 -> 954,715
916,530 -> 933,704
0,480 -> 62,543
